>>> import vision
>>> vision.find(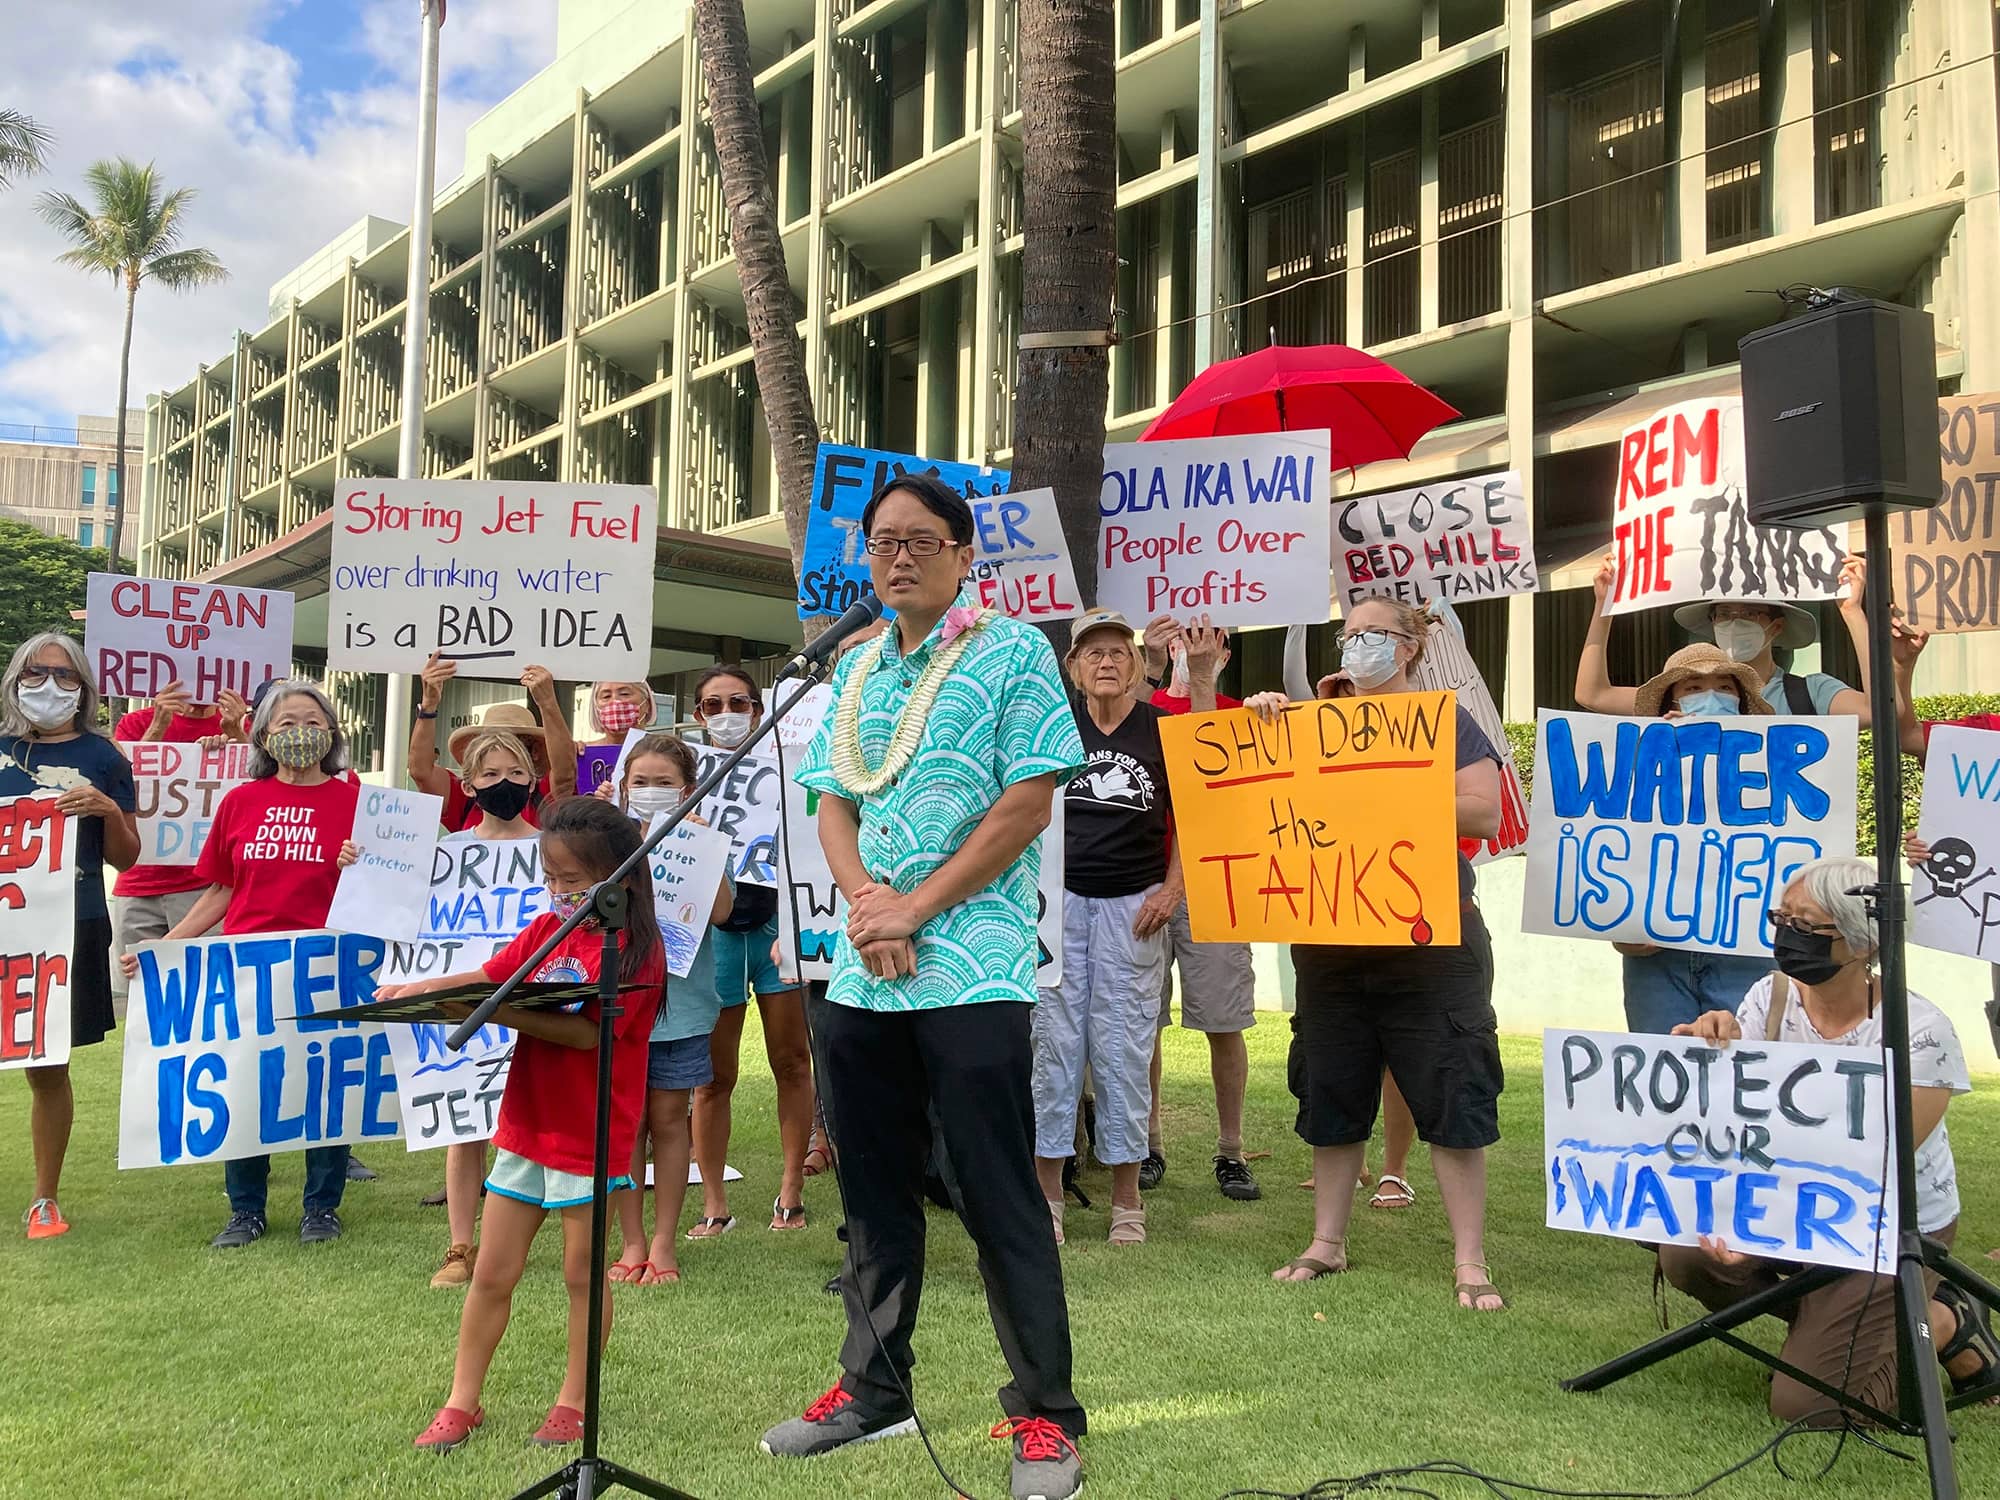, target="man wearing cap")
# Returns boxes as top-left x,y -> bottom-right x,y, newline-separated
406,656 -> 577,830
